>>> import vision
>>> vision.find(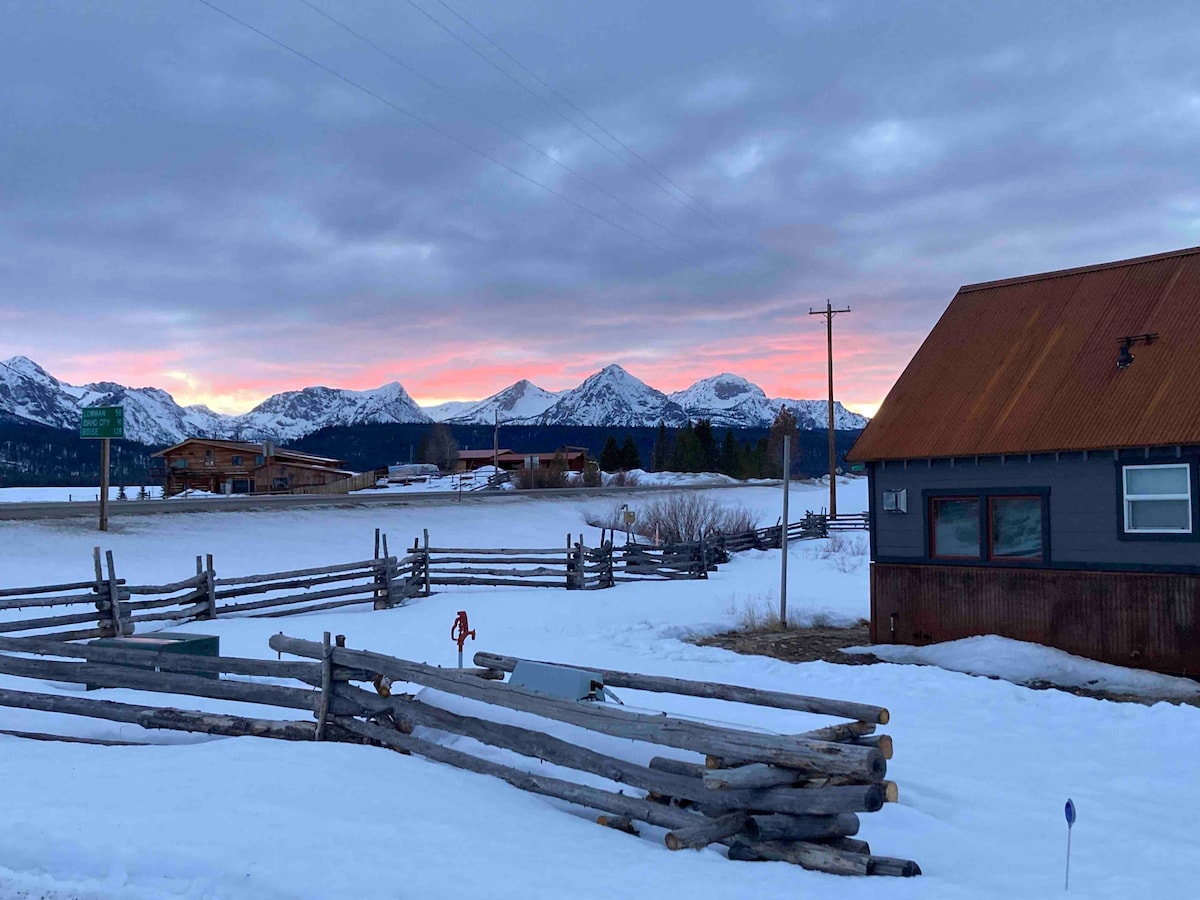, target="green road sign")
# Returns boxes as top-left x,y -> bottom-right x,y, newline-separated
850,463 -> 865,472
80,406 -> 125,439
